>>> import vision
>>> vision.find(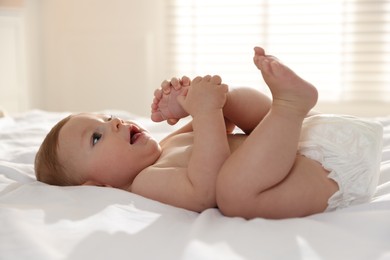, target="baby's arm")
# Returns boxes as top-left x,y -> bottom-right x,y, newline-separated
177,75 -> 231,207
134,75 -> 230,212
